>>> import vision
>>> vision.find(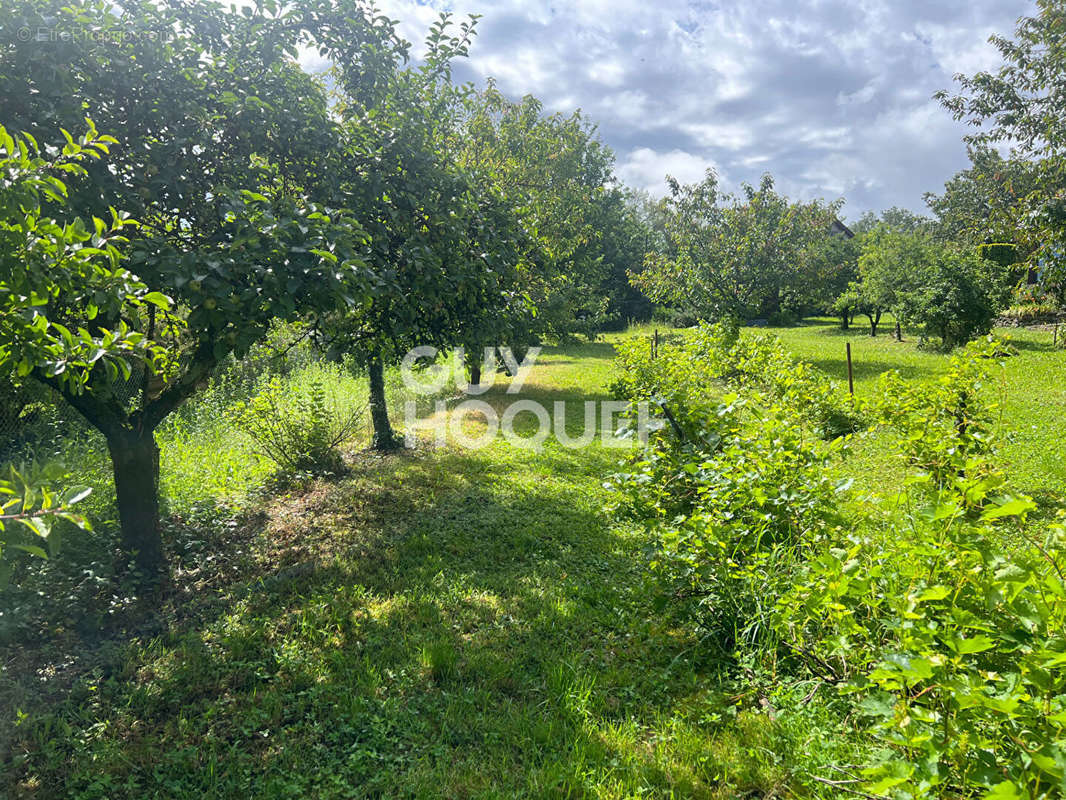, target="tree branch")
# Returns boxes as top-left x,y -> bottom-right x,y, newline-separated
33,370 -> 128,440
